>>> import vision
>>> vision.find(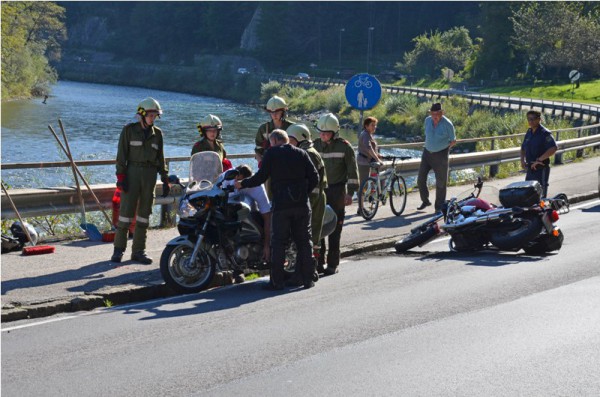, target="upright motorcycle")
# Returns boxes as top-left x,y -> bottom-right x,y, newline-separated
394,178 -> 568,254
161,152 -> 336,293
